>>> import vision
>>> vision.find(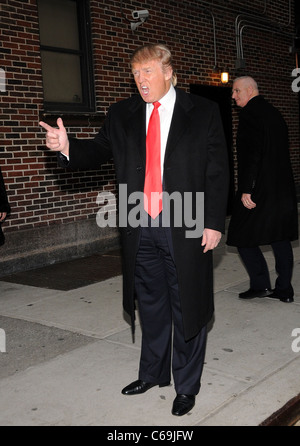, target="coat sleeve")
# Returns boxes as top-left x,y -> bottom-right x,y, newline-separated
204,103 -> 229,233
237,109 -> 263,193
57,109 -> 113,171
